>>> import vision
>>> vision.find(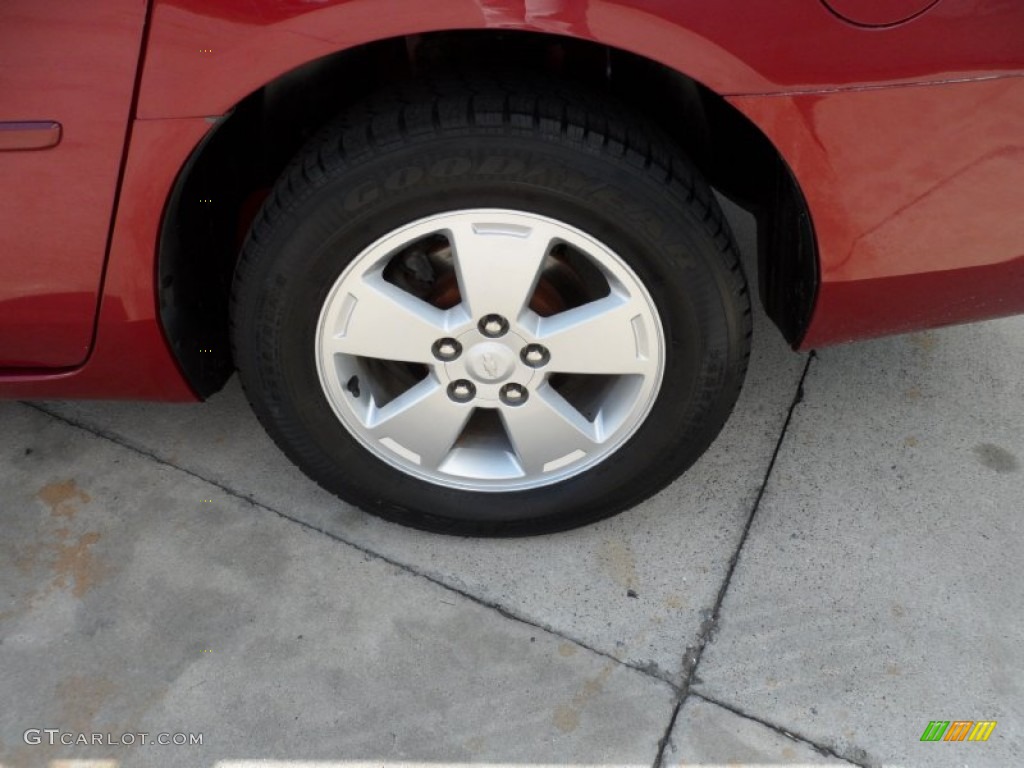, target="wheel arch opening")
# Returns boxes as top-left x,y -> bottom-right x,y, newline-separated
158,29 -> 818,398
